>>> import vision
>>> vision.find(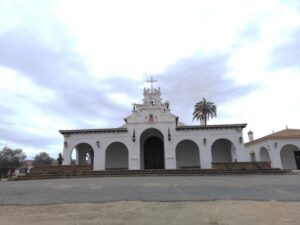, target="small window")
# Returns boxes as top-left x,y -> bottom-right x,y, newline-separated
149,114 -> 154,122
250,152 -> 256,162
